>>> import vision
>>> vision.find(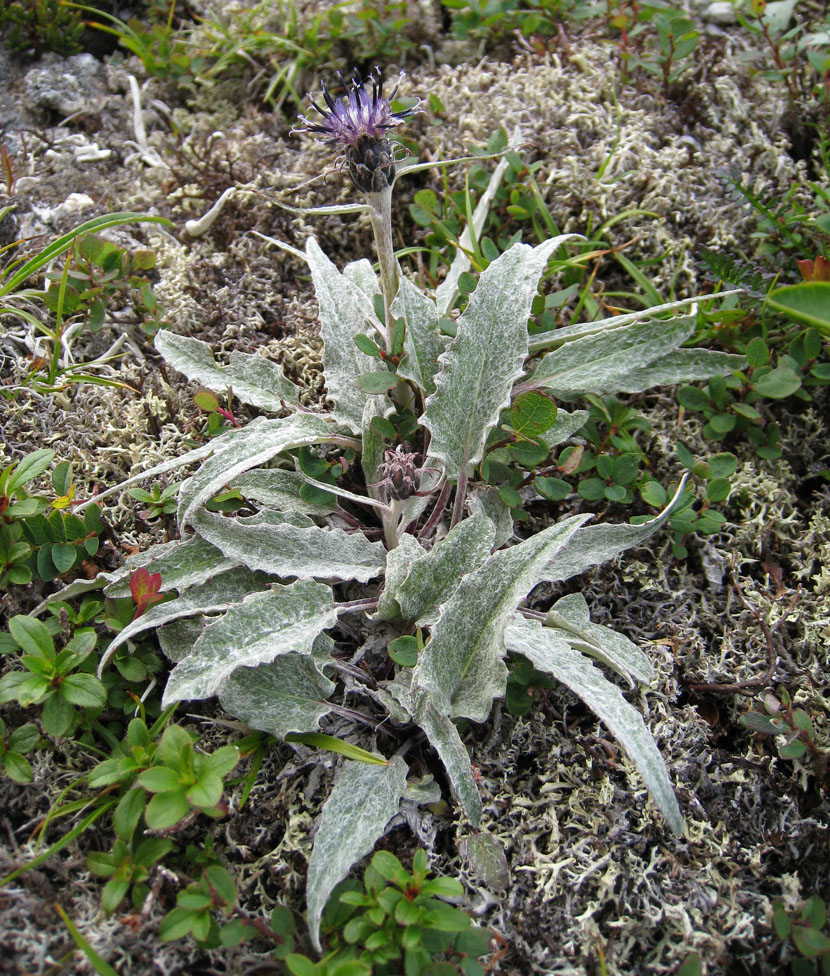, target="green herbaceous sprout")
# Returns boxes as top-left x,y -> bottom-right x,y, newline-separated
76,66 -> 751,954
